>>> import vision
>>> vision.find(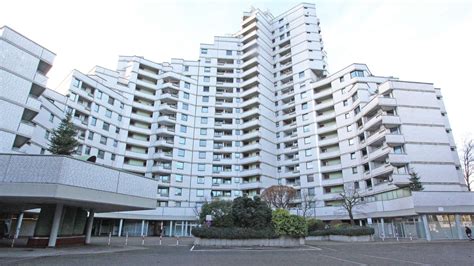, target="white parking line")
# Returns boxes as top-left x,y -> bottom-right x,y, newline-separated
318,254 -> 367,266
191,247 -> 321,252
190,245 -> 195,251
361,254 -> 429,265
